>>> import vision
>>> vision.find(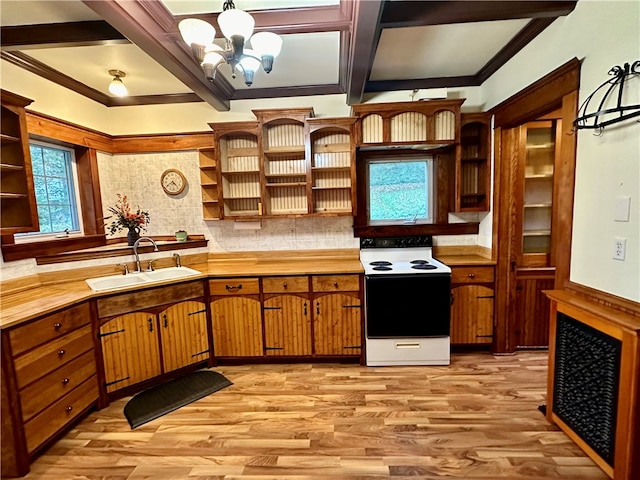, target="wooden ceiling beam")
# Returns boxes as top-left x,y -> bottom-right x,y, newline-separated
0,21 -> 128,51
380,1 -> 577,28
82,0 -> 232,111
174,5 -> 352,36
345,0 -> 384,105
